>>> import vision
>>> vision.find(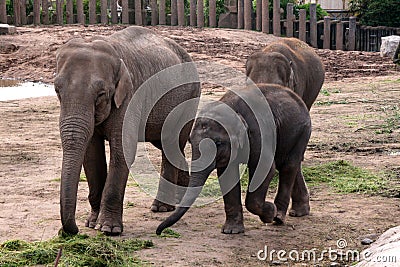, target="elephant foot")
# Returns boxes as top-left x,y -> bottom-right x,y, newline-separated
222,221 -> 245,234
151,199 -> 175,212
94,213 -> 123,235
85,210 -> 99,228
259,202 -> 277,224
273,210 -> 286,225
222,213 -> 244,234
289,201 -> 310,217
